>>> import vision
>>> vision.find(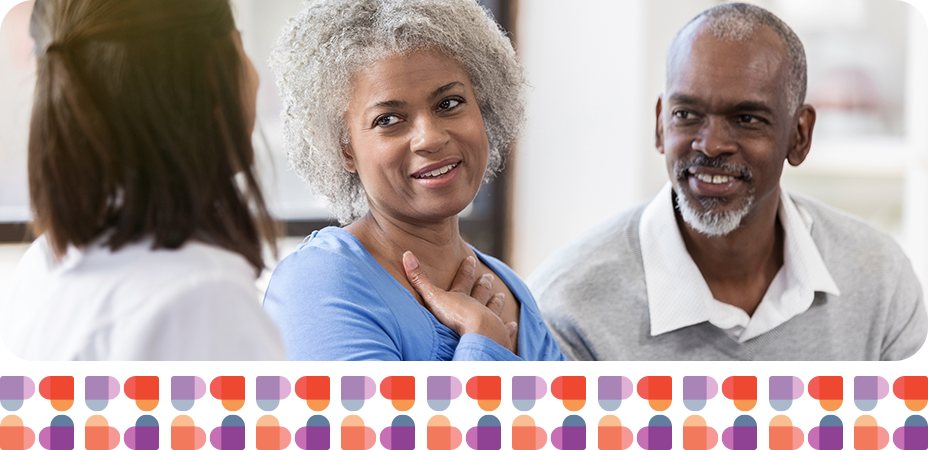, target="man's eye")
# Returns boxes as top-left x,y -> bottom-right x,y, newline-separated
438,98 -> 462,110
673,110 -> 691,119
739,115 -> 760,124
374,115 -> 401,127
